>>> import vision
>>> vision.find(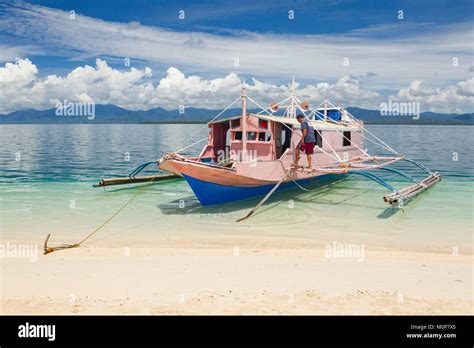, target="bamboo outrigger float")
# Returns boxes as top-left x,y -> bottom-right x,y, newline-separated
94,78 -> 441,218
93,173 -> 179,187
383,172 -> 442,205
